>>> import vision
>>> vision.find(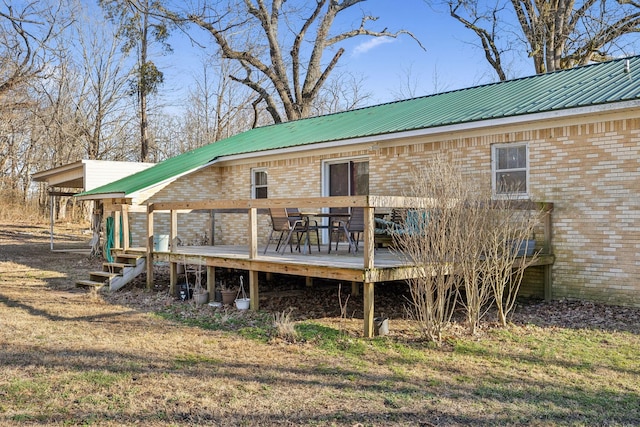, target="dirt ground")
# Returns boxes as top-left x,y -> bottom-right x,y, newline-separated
1,221 -> 639,426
